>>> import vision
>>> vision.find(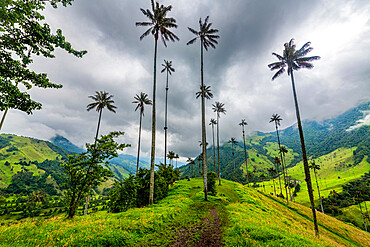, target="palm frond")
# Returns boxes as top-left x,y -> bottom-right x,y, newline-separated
187,37 -> 197,45
271,68 -> 285,81
188,27 -> 199,36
